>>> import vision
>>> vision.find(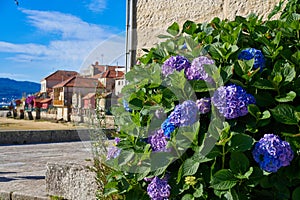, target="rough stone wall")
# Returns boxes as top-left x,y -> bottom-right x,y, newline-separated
136,0 -> 281,53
